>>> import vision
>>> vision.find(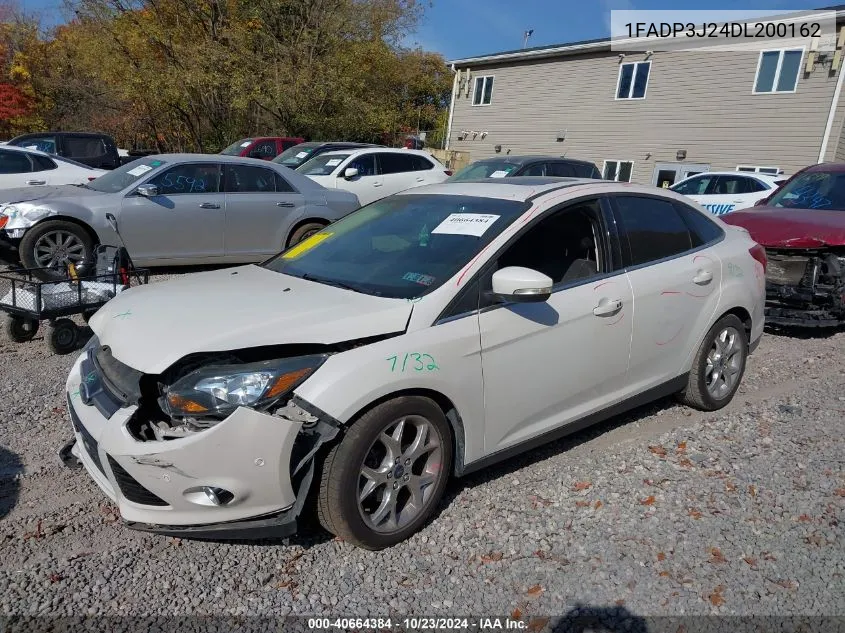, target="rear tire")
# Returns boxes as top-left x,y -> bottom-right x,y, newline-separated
287,222 -> 327,247
316,396 -> 452,550
48,318 -> 80,355
19,220 -> 95,281
5,316 -> 39,342
677,314 -> 748,411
